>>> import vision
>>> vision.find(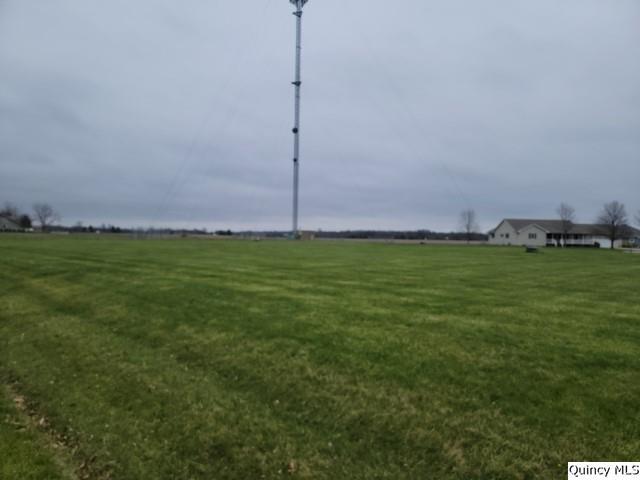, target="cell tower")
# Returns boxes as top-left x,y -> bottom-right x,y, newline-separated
290,0 -> 309,237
